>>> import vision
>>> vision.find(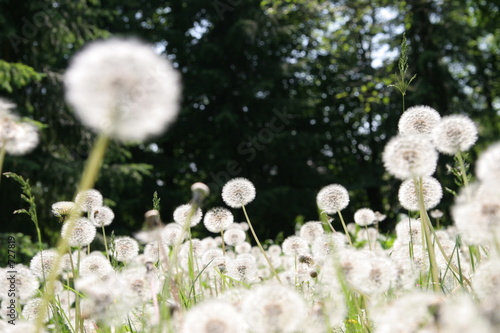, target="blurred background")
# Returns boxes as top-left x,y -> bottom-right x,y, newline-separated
0,0 -> 498,247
